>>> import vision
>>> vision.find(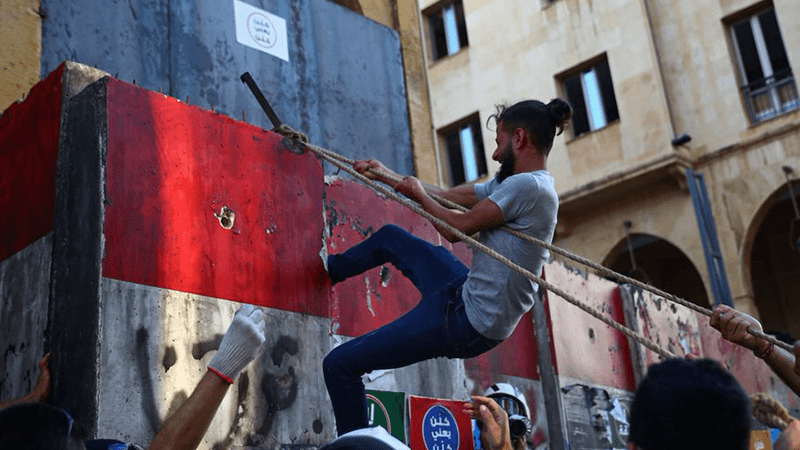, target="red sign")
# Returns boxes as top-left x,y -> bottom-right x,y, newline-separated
408,396 -> 474,450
